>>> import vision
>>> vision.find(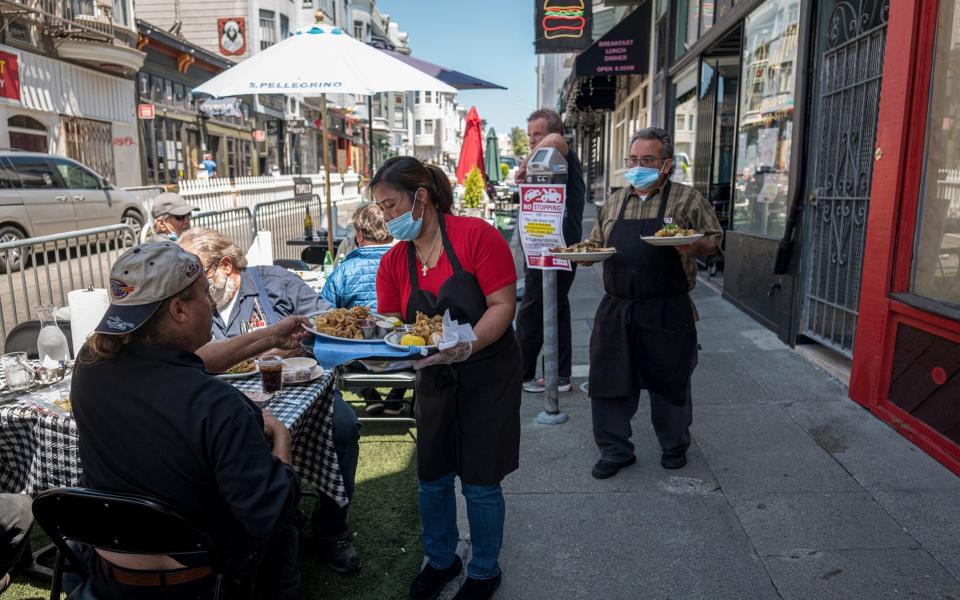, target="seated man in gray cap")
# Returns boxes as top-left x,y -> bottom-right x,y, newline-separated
72,241 -> 302,599
142,192 -> 197,243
